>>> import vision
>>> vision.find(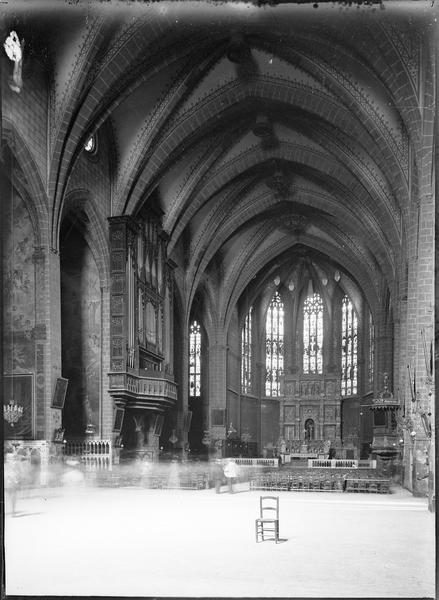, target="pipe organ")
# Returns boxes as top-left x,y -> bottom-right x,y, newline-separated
108,214 -> 177,460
